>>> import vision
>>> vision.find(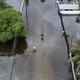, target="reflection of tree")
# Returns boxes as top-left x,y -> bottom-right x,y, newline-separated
26,0 -> 29,6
